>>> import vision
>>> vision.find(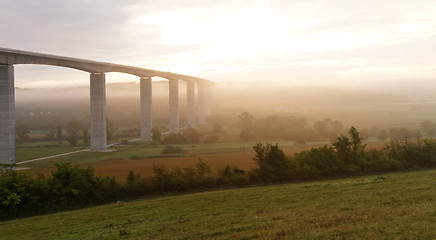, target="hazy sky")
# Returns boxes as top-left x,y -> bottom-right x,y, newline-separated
1,0 -> 436,88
